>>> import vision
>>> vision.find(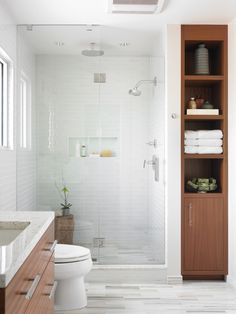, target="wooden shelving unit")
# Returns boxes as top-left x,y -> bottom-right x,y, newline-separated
181,25 -> 228,280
